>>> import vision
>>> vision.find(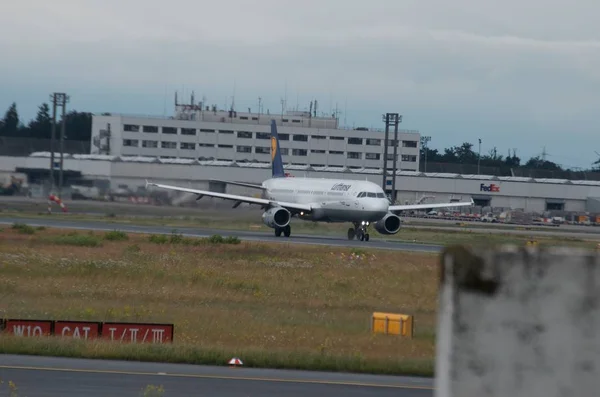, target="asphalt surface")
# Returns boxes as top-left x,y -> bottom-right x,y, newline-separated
0,355 -> 434,397
0,216 -> 443,253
